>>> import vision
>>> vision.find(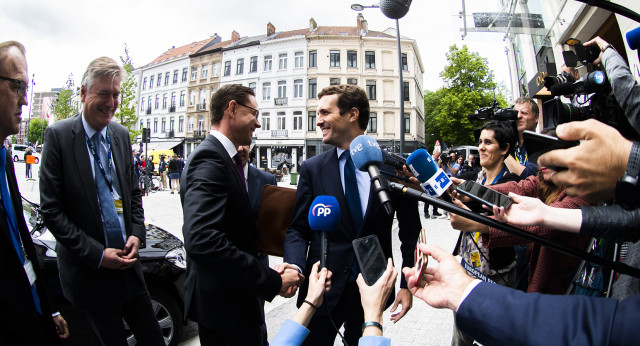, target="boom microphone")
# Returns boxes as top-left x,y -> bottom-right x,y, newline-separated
380,0 -> 412,20
406,149 -> 453,201
308,195 -> 341,268
350,135 -> 394,216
